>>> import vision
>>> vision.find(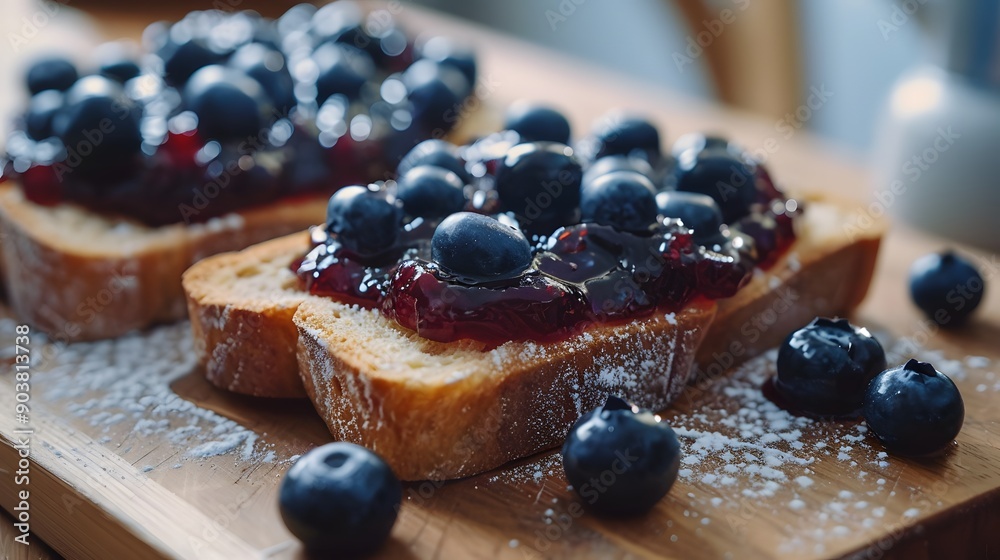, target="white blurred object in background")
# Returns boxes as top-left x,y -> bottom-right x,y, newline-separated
875,0 -> 1000,250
